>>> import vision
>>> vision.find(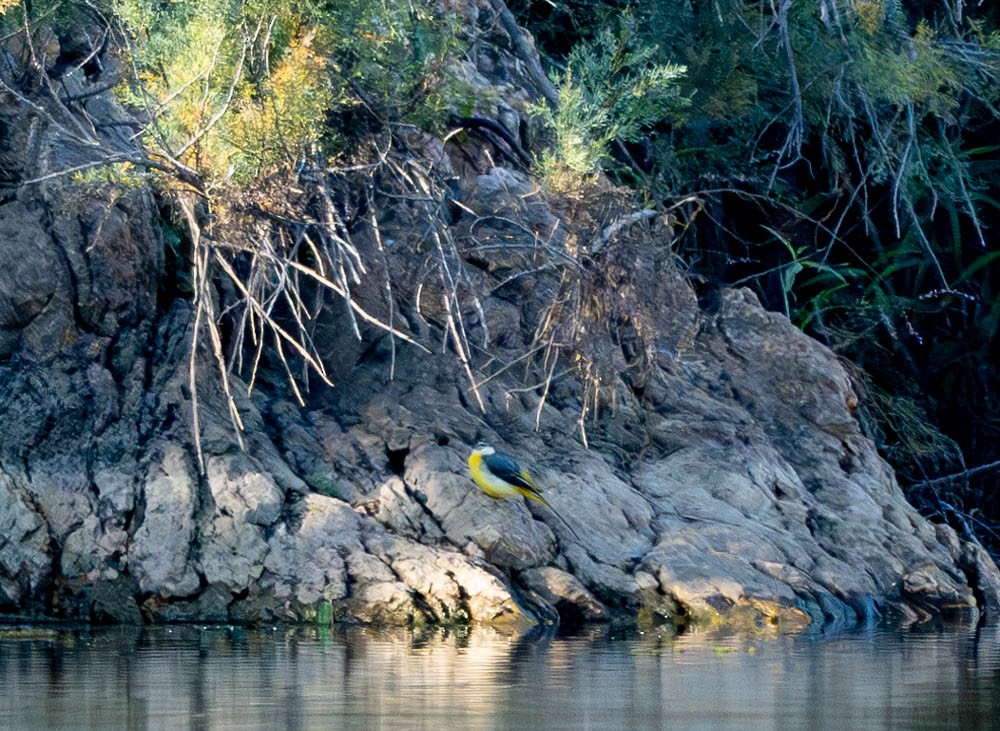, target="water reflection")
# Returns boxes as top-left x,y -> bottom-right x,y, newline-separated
1,621 -> 998,729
